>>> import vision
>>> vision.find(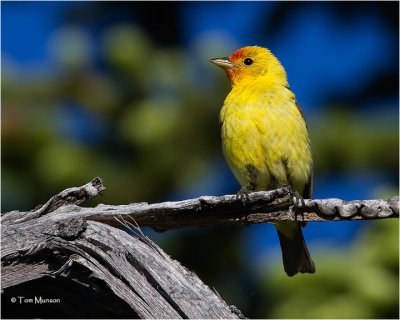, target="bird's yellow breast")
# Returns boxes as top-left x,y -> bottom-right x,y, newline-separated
220,83 -> 312,194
